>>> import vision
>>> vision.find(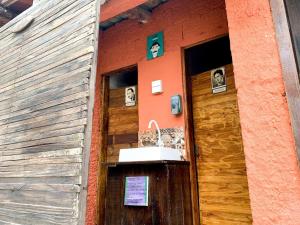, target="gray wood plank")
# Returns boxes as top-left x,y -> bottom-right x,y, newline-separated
0,0 -> 99,224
